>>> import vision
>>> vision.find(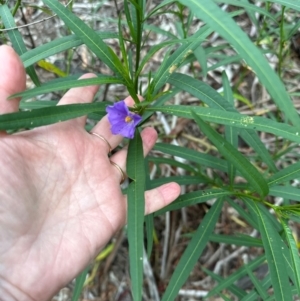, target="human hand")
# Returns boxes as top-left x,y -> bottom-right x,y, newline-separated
0,45 -> 180,301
